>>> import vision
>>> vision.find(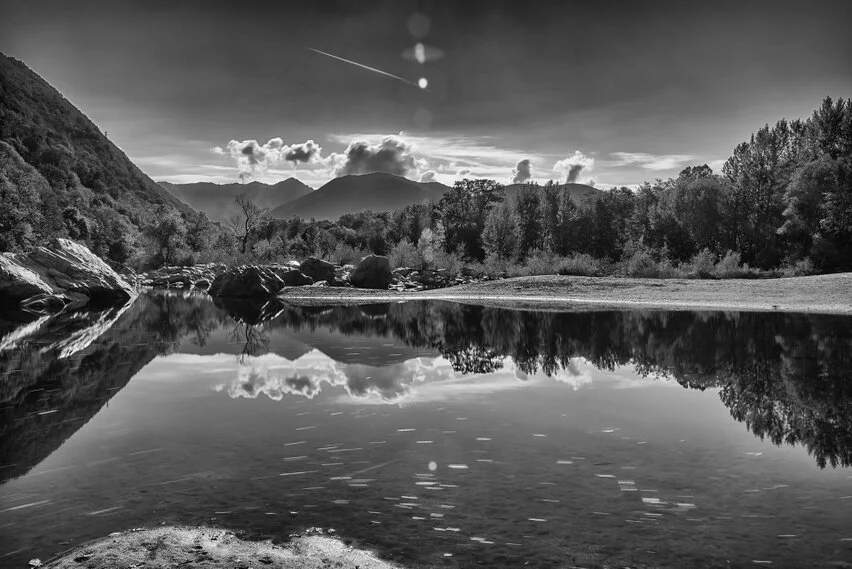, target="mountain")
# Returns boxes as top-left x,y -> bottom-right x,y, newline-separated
158,178 -> 313,223
270,172 -> 452,220
502,182 -> 602,203
0,52 -> 192,264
